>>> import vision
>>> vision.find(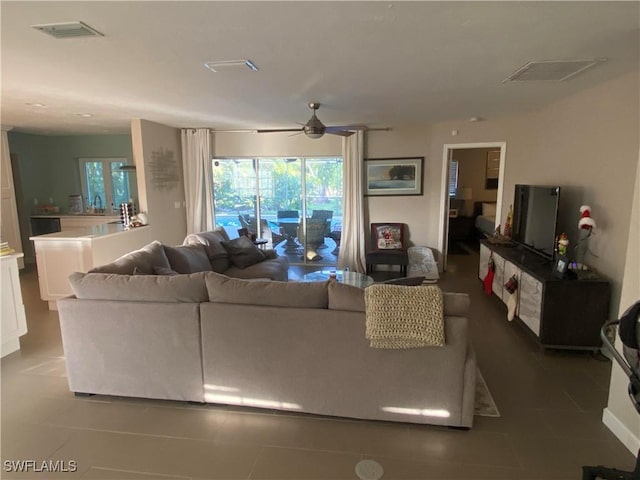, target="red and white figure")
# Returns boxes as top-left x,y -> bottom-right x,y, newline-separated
578,205 -> 596,231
